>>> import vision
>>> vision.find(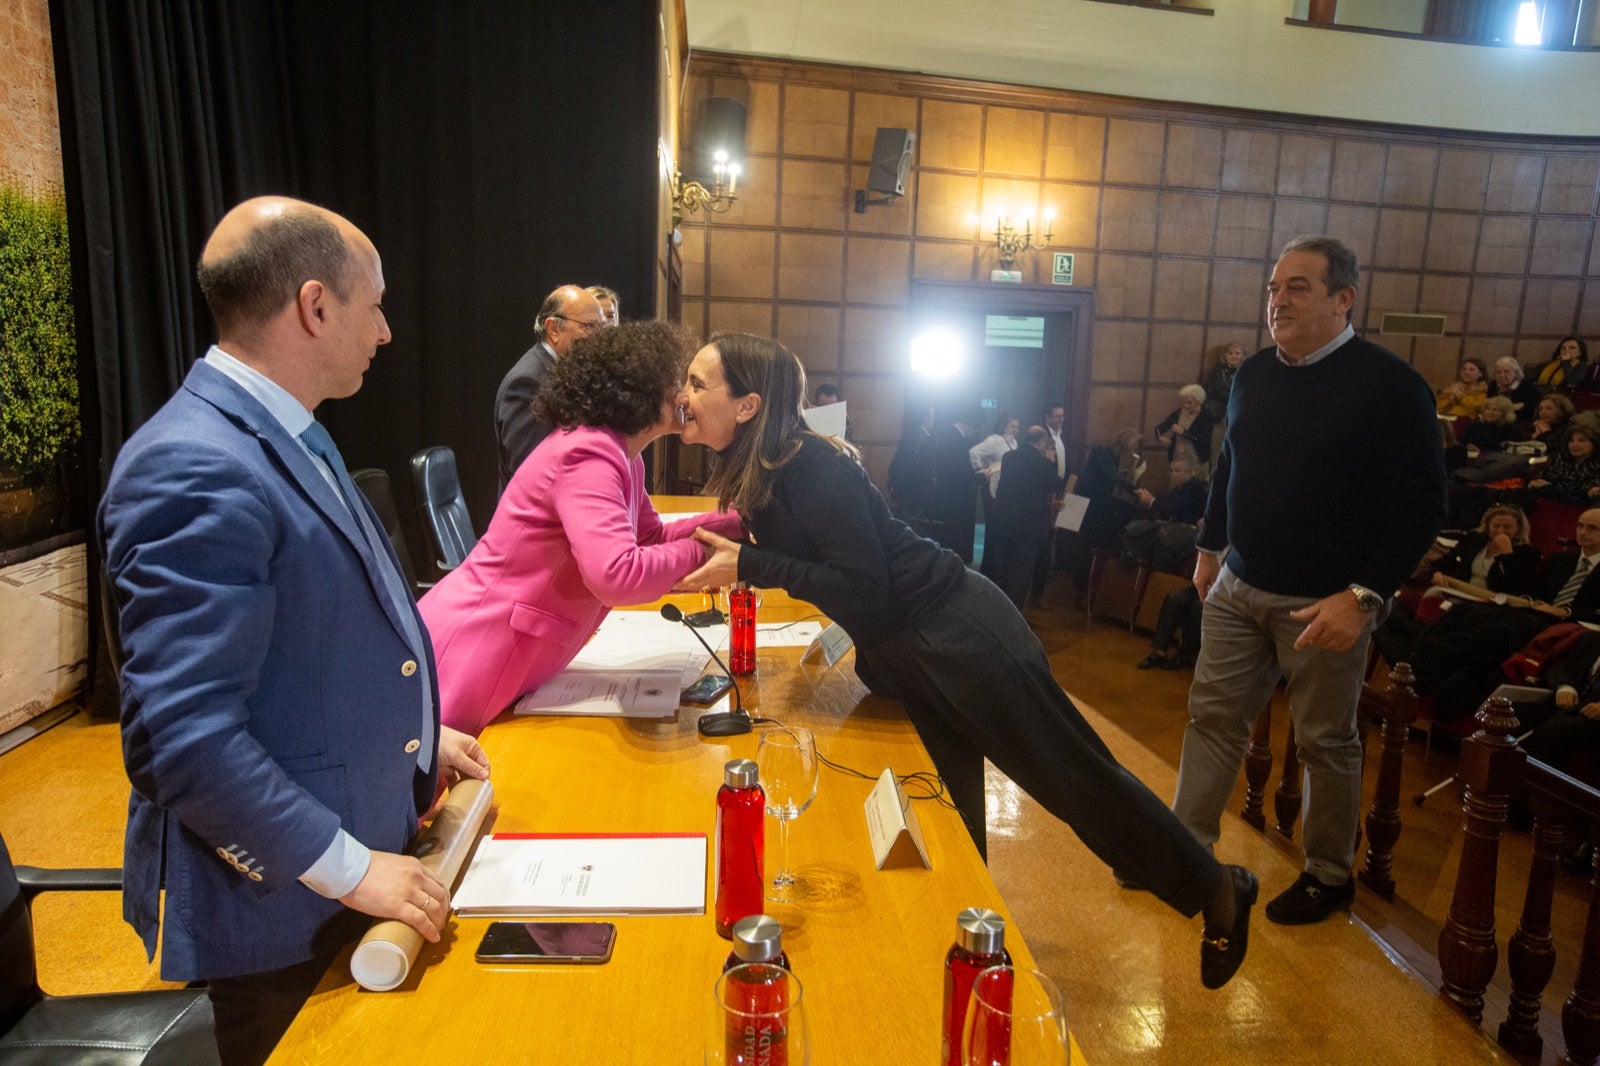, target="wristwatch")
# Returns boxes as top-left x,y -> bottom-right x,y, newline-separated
1348,584 -> 1384,612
